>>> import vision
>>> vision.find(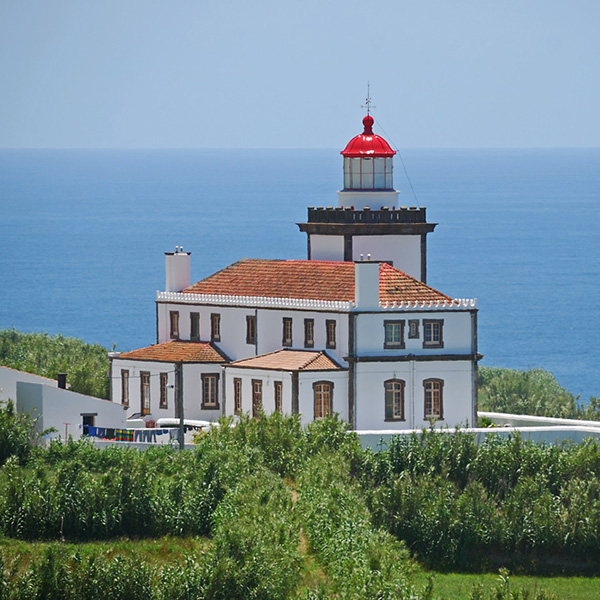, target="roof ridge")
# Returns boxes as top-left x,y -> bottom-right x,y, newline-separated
231,347 -> 286,364
145,340 -> 214,349
379,262 -> 452,300
299,351 -> 322,370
